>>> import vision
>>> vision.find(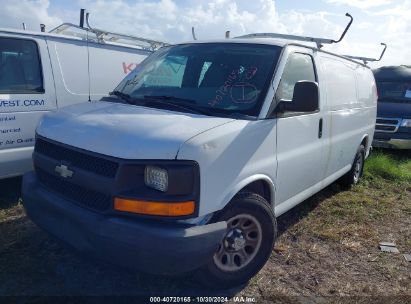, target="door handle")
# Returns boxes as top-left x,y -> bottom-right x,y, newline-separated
318,118 -> 323,139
